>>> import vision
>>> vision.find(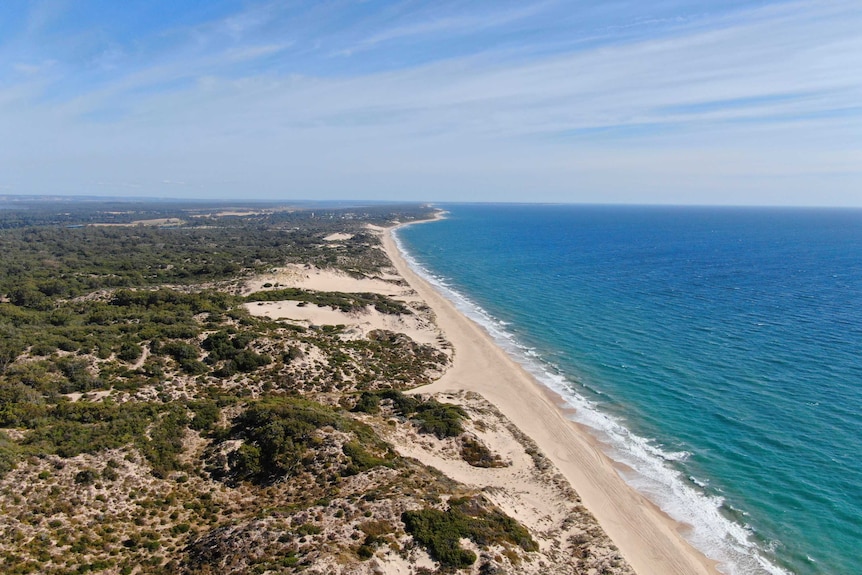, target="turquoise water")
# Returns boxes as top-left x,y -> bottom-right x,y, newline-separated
395,204 -> 862,575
